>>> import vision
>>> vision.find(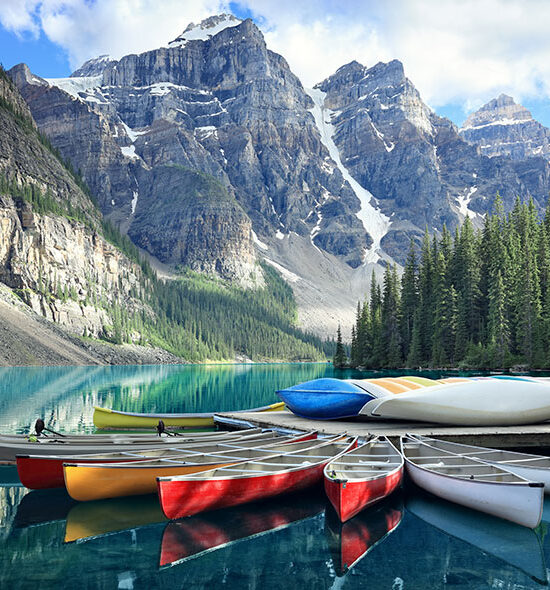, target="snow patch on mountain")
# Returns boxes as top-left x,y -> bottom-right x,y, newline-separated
168,14 -> 241,48
46,76 -> 102,97
306,87 -> 391,263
